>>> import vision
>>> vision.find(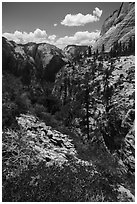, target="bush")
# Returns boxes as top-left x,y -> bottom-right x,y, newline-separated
37,94 -> 61,114
2,102 -> 19,127
33,104 -> 60,128
2,73 -> 28,128
2,160 -> 119,202
34,104 -> 47,116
